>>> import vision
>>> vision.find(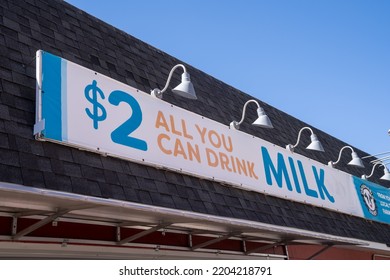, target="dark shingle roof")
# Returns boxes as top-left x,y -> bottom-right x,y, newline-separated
0,0 -> 389,244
